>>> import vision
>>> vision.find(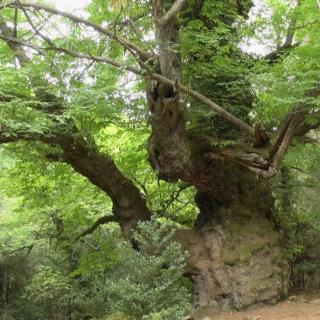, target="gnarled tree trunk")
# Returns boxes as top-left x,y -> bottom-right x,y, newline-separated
147,0 -> 287,313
